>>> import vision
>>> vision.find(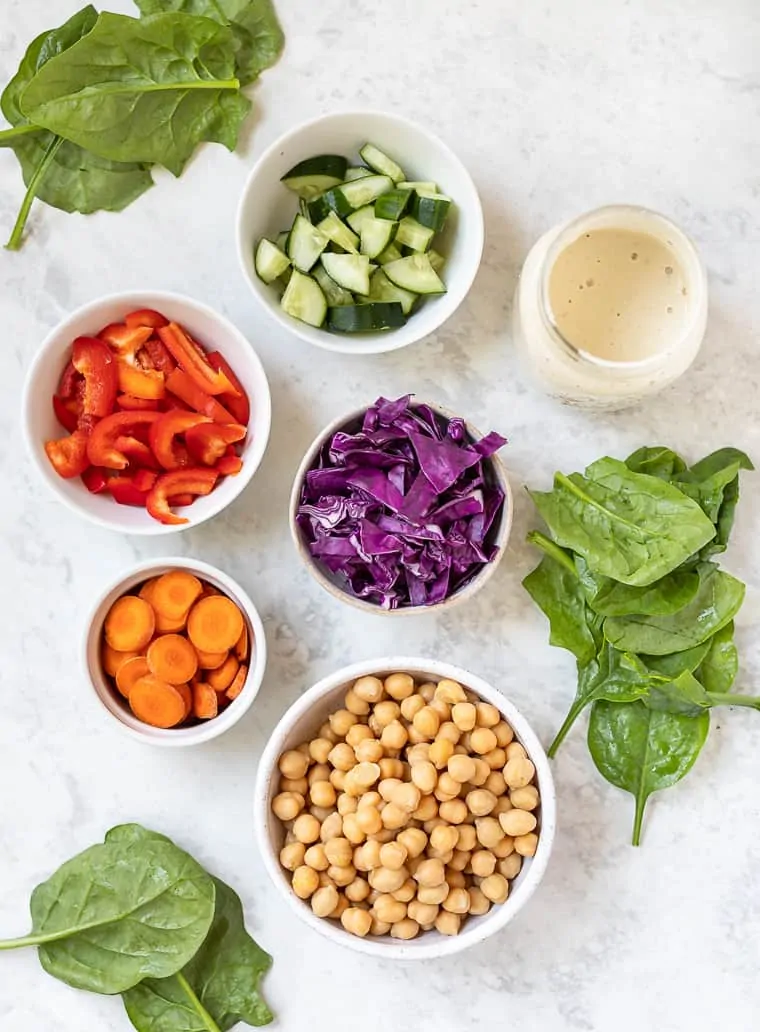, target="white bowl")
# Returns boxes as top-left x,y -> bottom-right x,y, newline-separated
83,557 -> 267,747
254,658 -> 556,959
23,291 -> 272,535
289,400 -> 513,614
236,111 -> 484,355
